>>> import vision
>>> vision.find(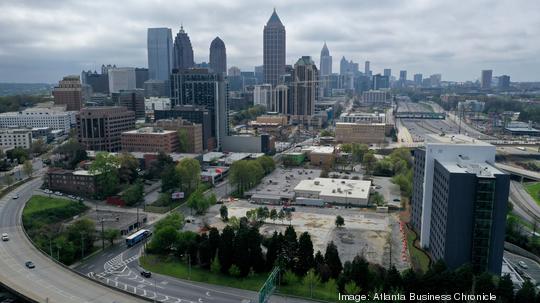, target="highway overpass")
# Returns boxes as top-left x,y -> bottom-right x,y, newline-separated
0,177 -> 147,303
496,163 -> 540,182
395,112 -> 446,119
